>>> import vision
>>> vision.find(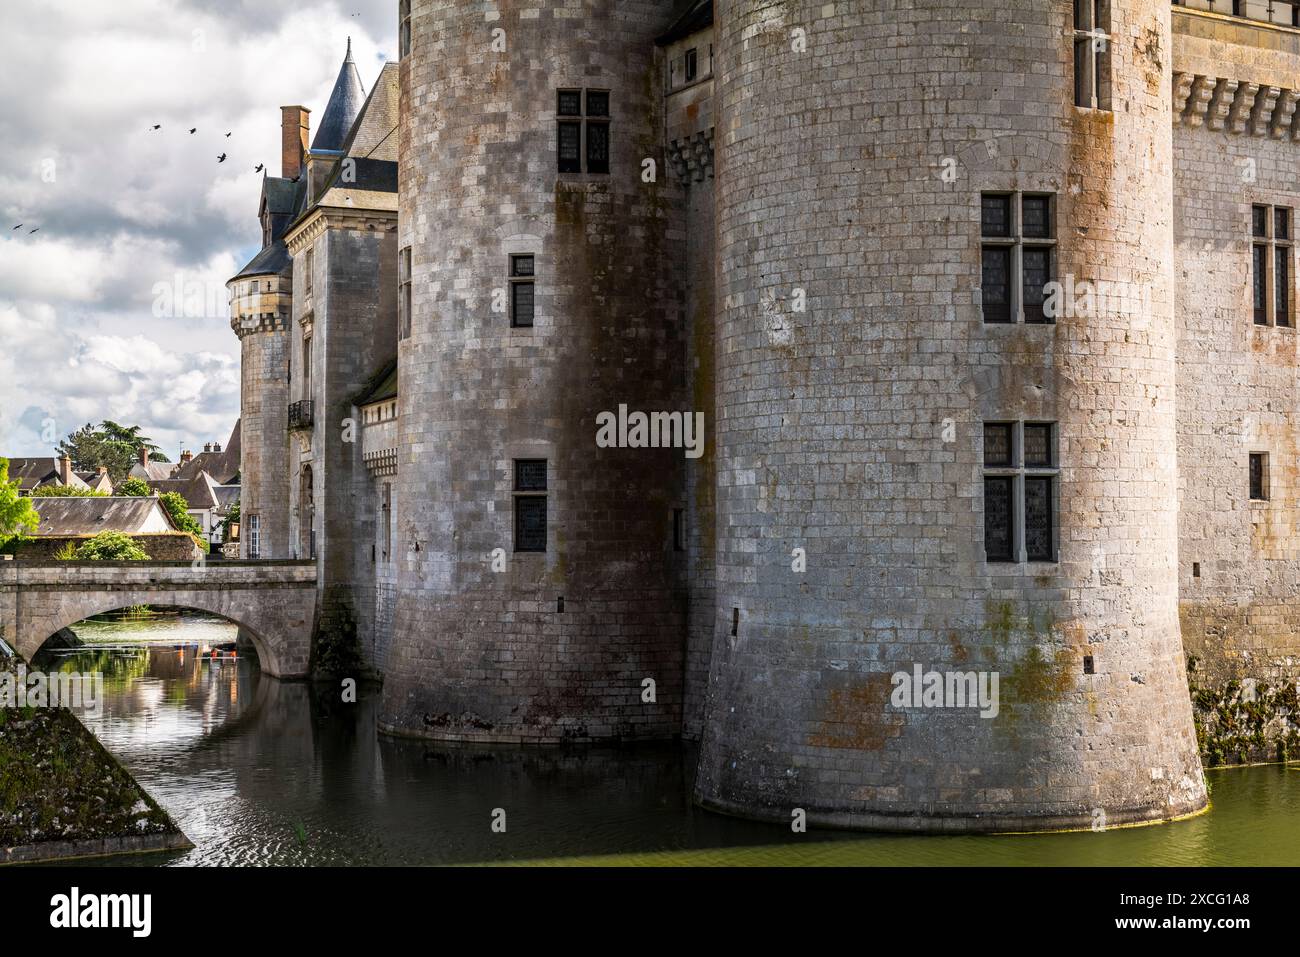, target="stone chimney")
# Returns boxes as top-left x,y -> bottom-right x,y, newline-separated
138,446 -> 149,467
204,442 -> 213,453
58,454 -> 73,486
281,106 -> 311,180
181,450 -> 194,466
